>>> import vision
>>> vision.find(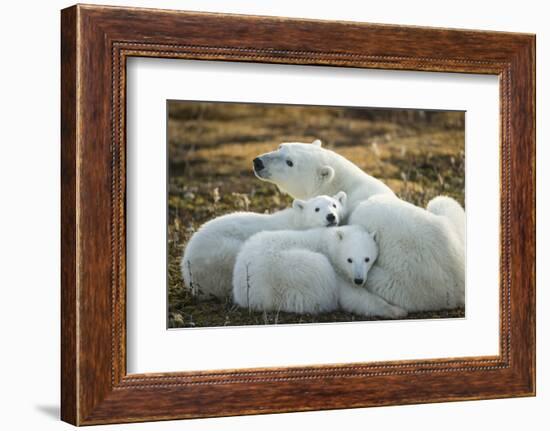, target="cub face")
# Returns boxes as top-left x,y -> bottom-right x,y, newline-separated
253,139 -> 335,199
292,192 -> 347,228
332,226 -> 378,287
